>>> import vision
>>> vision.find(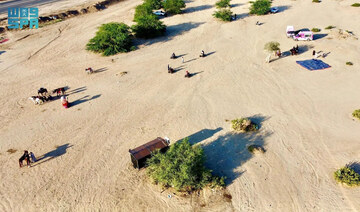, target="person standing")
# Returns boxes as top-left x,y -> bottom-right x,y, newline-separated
181,56 -> 184,63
